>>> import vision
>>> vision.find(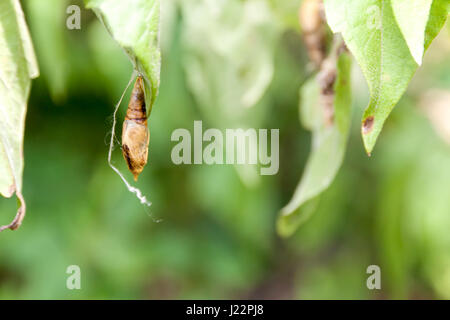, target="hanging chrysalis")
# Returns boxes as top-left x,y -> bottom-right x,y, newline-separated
122,76 -> 149,181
